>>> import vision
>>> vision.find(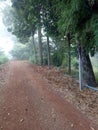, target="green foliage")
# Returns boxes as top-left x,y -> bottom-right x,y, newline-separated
10,43 -> 30,60
71,57 -> 78,69
0,56 -> 9,64
51,51 -> 63,66
29,57 -> 36,64
57,0 -> 98,56
0,49 -> 9,64
3,0 -> 97,77
91,14 -> 98,47
51,45 -> 65,66
8,0 -> 98,52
